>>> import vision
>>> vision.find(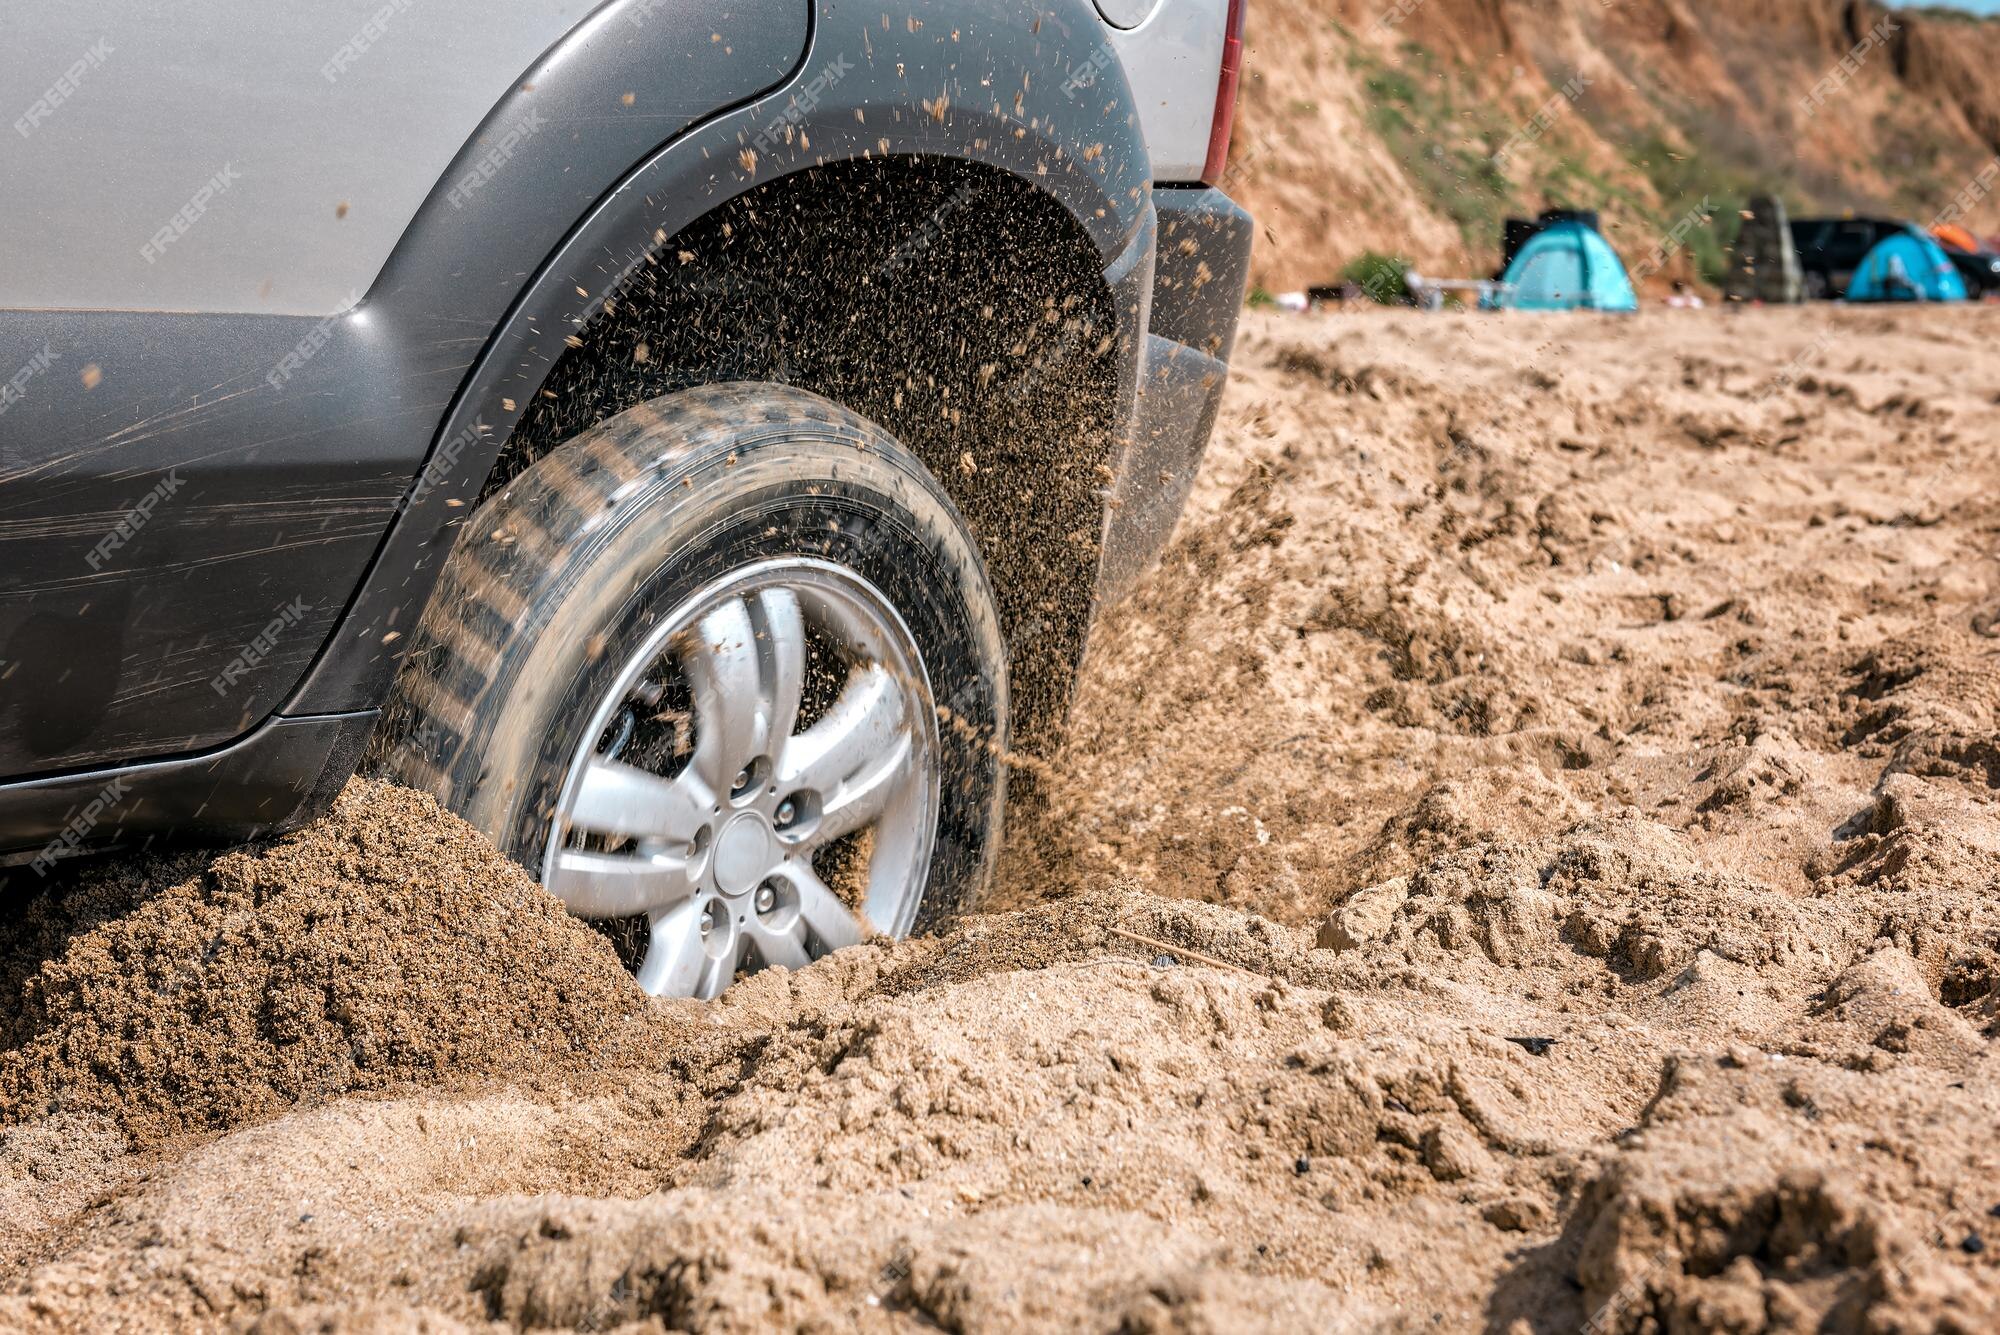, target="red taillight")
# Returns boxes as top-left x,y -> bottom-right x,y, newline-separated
1200,0 -> 1247,186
